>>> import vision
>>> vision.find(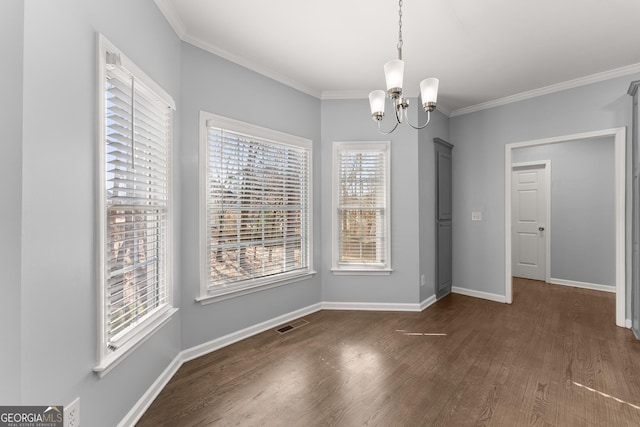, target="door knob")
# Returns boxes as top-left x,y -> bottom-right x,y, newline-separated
538,226 -> 545,231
